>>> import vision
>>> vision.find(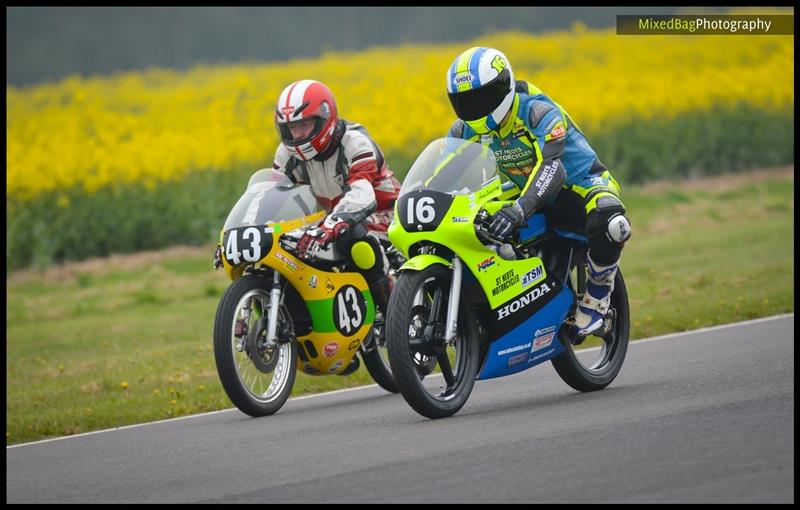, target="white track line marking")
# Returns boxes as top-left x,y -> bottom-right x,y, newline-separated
8,313 -> 793,449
